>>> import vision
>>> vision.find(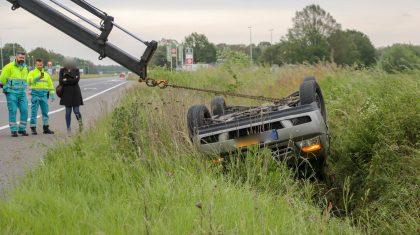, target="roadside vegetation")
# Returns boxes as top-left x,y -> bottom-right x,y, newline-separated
0,64 -> 418,234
